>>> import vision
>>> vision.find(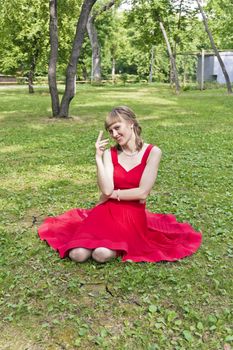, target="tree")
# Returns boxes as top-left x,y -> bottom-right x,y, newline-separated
48,0 -> 59,116
128,0 -> 181,90
49,0 -> 98,117
87,0 -> 117,83
159,20 -> 180,93
205,0 -> 233,49
87,13 -> 102,82
196,0 -> 232,94
0,0 -> 49,93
